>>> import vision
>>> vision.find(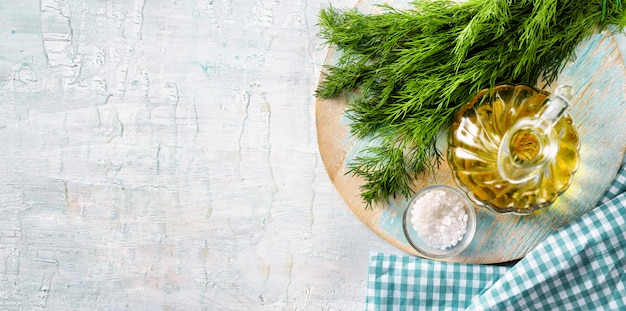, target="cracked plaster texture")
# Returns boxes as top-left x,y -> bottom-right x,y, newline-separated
0,0 -> 401,309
